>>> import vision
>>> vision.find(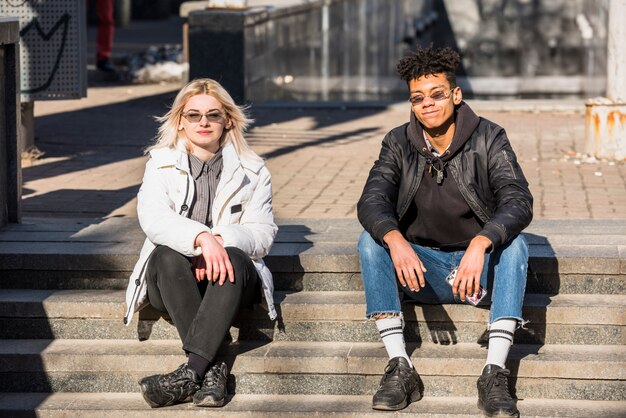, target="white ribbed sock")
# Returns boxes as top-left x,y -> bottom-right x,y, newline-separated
485,318 -> 517,369
376,317 -> 413,367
